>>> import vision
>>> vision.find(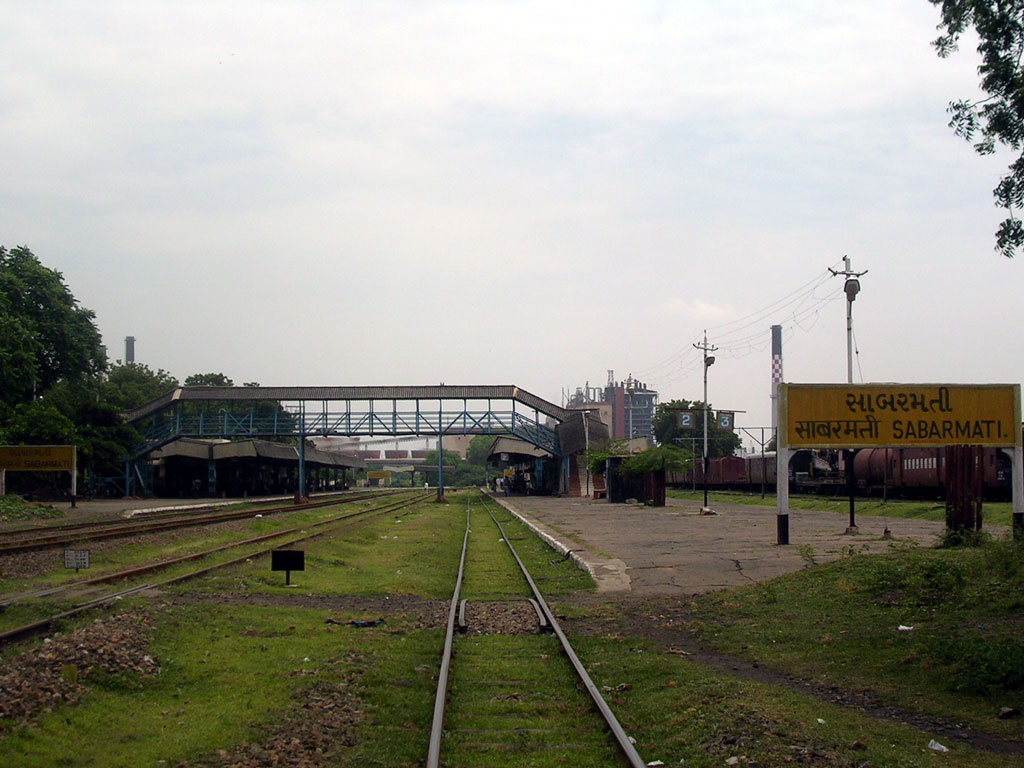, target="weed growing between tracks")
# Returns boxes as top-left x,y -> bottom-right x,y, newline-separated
7,489 -> 1022,765
442,634 -> 624,767
0,497 -> 385,595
